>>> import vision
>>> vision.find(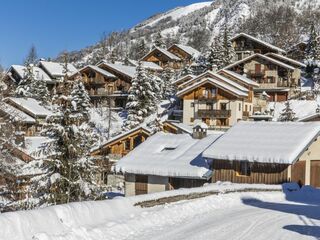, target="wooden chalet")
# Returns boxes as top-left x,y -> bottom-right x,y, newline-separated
224,53 -> 301,102
176,71 -> 253,129
97,61 -> 136,108
203,121 -> 320,187
231,33 -> 286,61
69,65 -> 119,106
38,60 -> 78,81
141,46 -> 182,69
167,44 -> 201,64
